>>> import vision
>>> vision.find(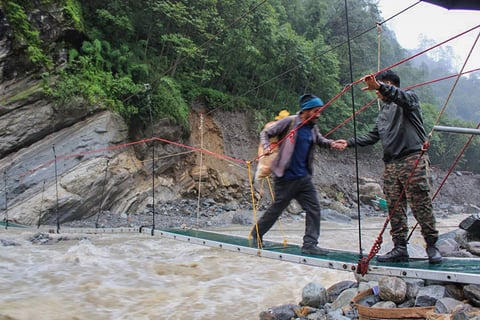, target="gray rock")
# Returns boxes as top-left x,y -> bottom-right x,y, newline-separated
327,280 -> 357,303
321,208 -> 351,223
260,304 -> 299,320
258,310 -> 275,320
355,290 -> 380,307
301,282 -> 328,308
230,210 -> 253,225
372,300 -> 397,308
331,288 -> 358,311
357,281 -> 378,294
466,241 -> 480,256
398,299 -> 415,308
325,308 -> 350,320
415,285 -> 446,307
445,283 -> 466,301
435,297 -> 465,314
305,308 -> 327,320
378,276 -> 407,304
459,214 -> 480,238
438,238 -> 460,255
452,304 -> 474,320
404,278 -> 424,300
463,284 -> 480,307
